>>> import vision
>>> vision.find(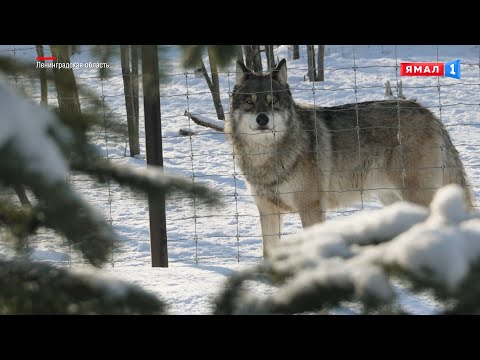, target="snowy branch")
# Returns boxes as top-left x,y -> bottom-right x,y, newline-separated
0,200 -> 43,241
72,158 -> 223,206
184,111 -> 225,132
0,260 -> 165,314
0,80 -> 116,265
0,79 -> 222,266
216,185 -> 480,314
0,148 -> 116,266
